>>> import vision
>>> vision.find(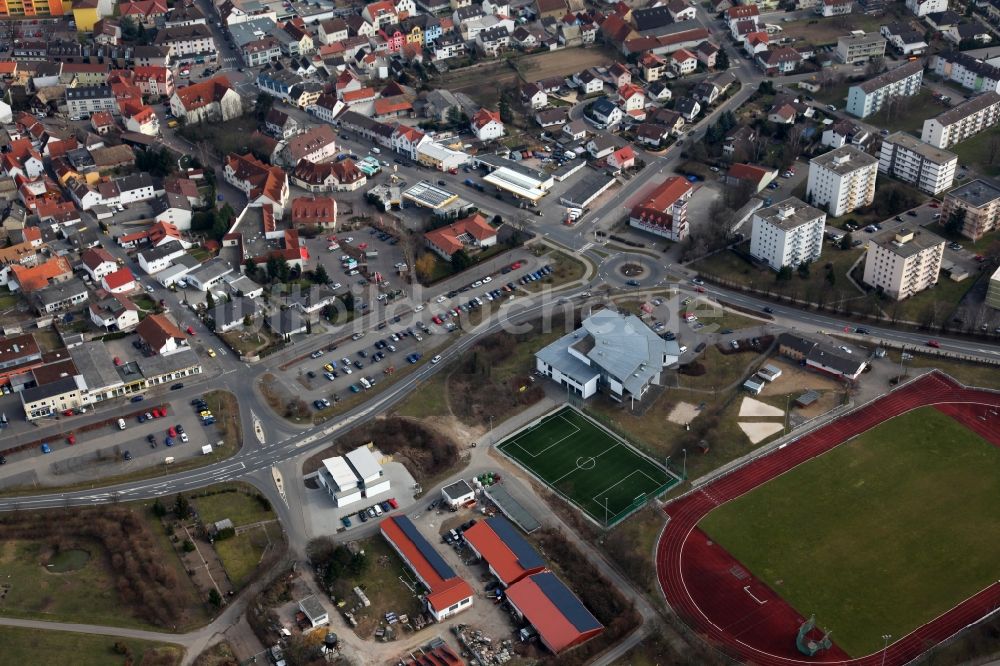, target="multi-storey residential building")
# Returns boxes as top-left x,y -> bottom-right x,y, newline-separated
862,228 -> 944,299
931,52 -> 1000,94
845,60 -> 923,118
628,176 -> 694,241
153,24 -> 216,61
940,179 -> 1000,241
878,132 -> 957,195
66,85 -> 117,118
920,91 -> 1000,149
906,0 -> 947,16
0,0 -> 68,17
749,197 -> 826,270
806,145 -> 879,217
987,265 -> 1000,310
836,32 -> 886,63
